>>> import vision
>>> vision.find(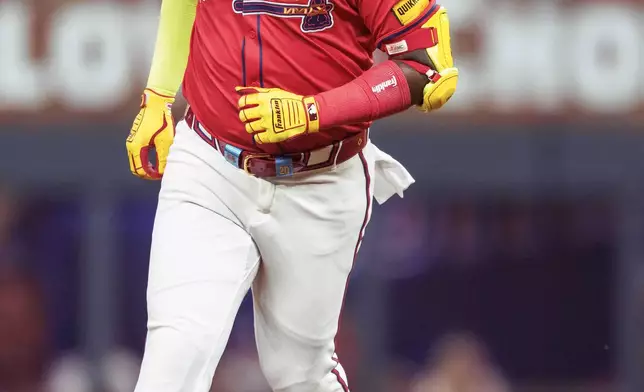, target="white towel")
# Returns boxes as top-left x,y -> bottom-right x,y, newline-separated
370,143 -> 415,204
